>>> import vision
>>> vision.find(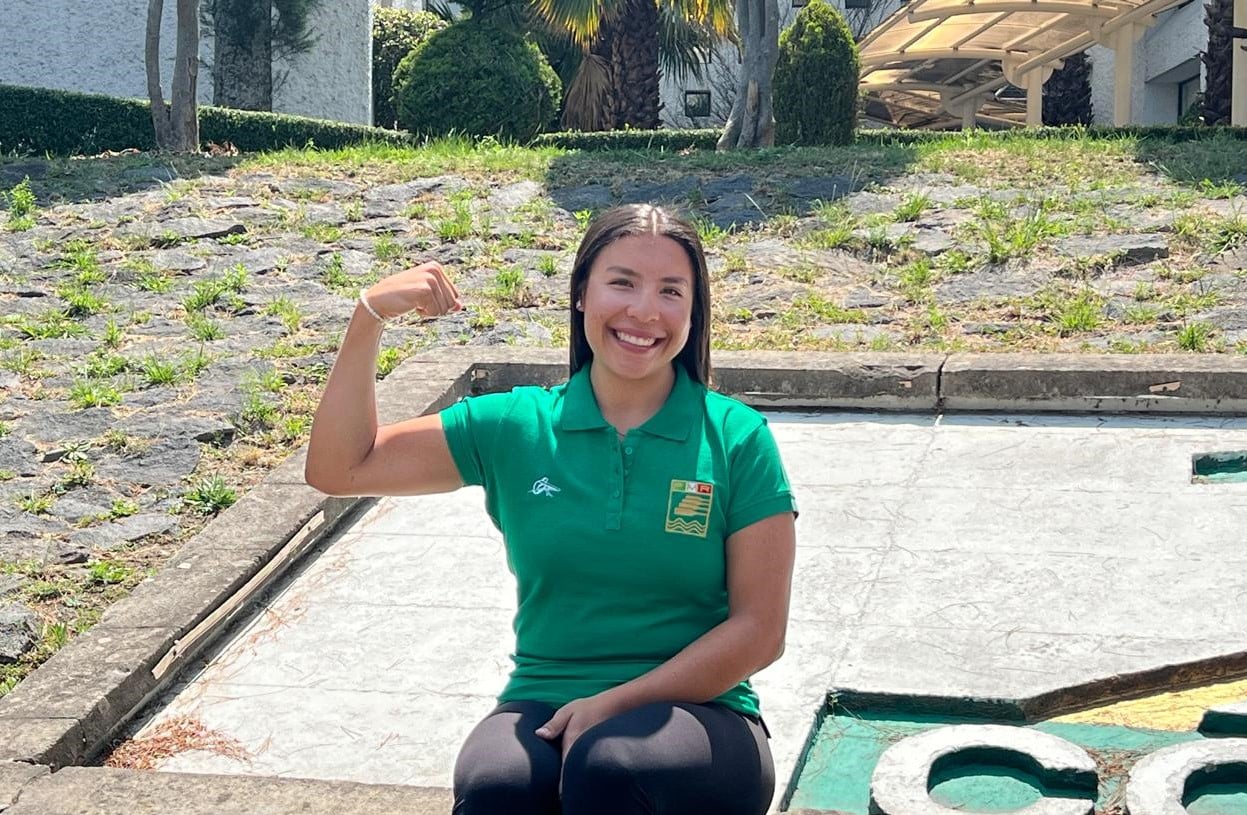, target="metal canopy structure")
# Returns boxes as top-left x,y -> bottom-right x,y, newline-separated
857,0 -> 1193,129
